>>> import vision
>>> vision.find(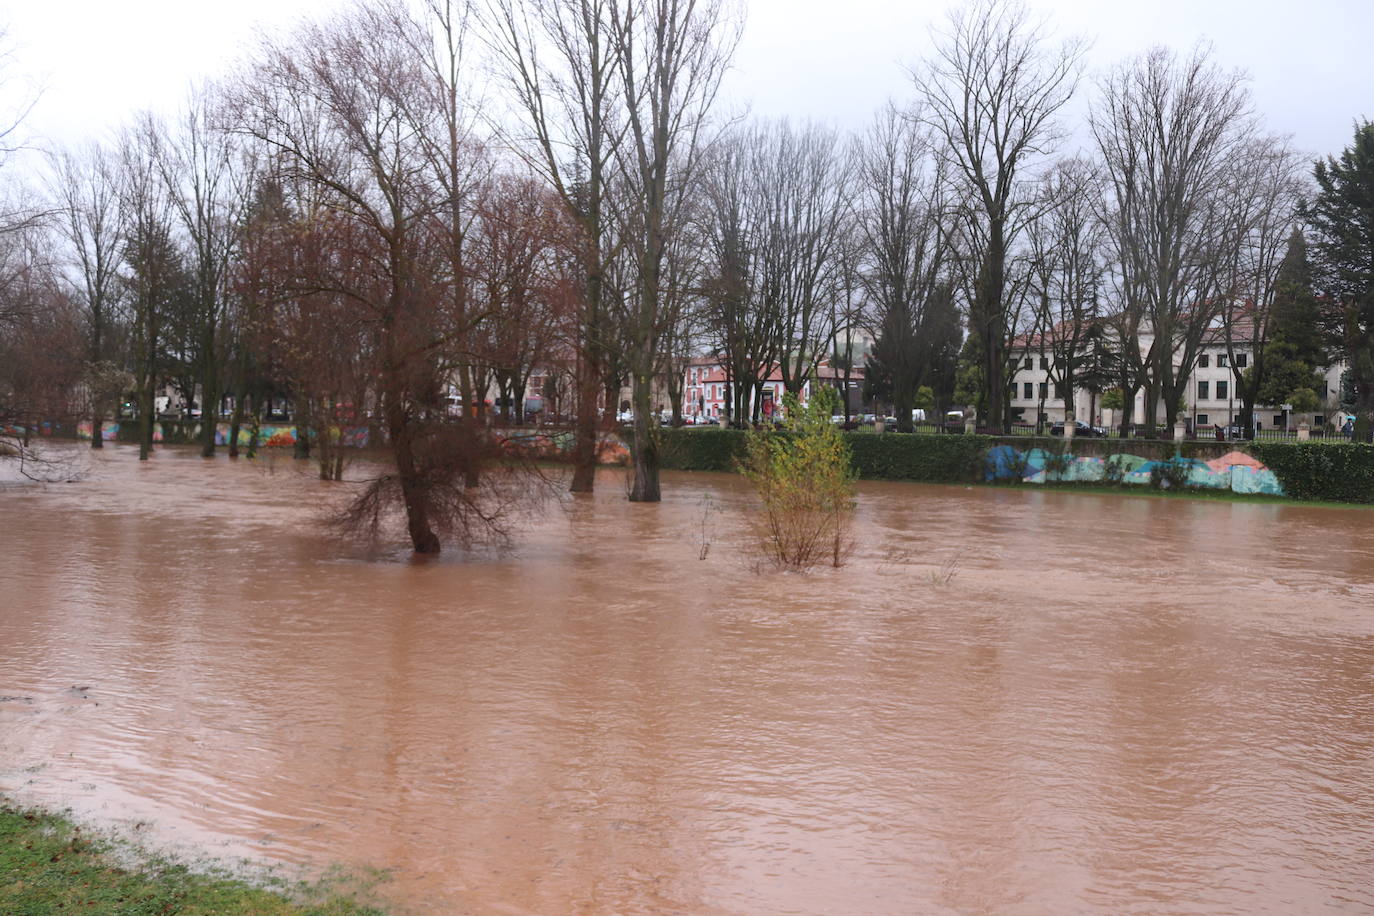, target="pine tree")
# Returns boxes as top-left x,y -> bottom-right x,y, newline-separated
1256,229 -> 1327,408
